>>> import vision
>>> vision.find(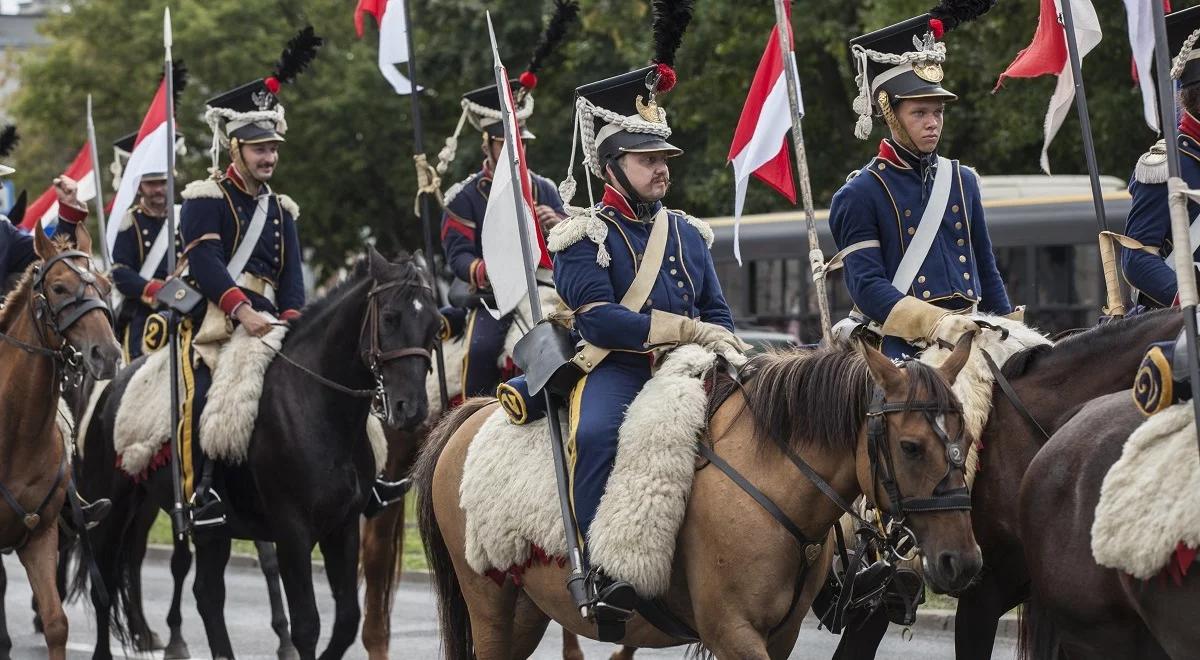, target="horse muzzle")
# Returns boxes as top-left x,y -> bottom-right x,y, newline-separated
80,337 -> 122,380
922,544 -> 982,594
